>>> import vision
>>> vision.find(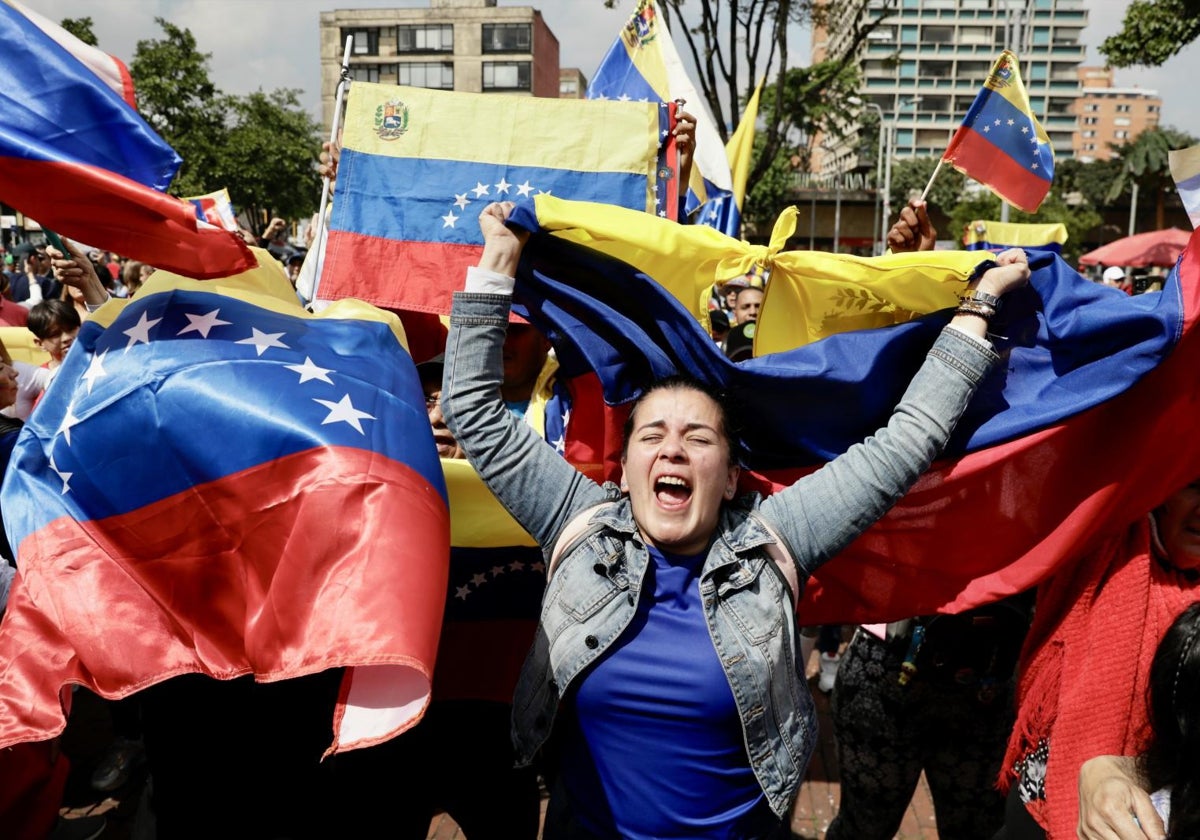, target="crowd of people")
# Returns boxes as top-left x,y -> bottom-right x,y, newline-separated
0,119 -> 1196,840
